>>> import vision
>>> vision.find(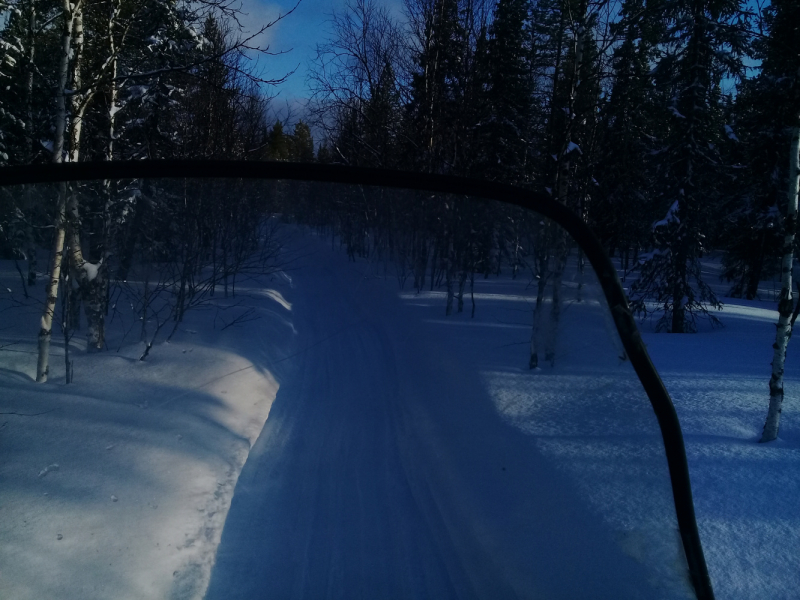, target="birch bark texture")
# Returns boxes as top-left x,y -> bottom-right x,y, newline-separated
36,0 -> 81,383
761,123 -> 800,443
36,182 -> 67,382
